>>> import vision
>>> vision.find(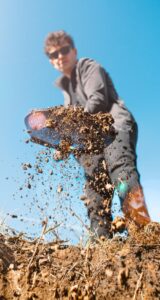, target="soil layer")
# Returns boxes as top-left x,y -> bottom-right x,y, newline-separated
0,222 -> 160,300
